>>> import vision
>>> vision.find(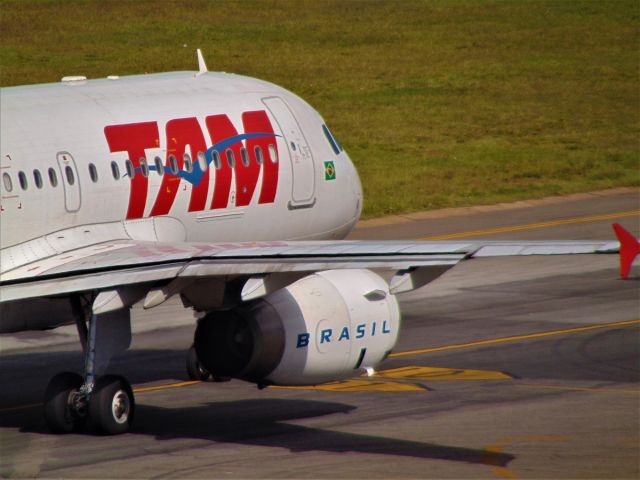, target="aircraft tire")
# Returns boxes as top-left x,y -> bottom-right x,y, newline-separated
186,344 -> 211,381
43,372 -> 85,434
88,375 -> 134,435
